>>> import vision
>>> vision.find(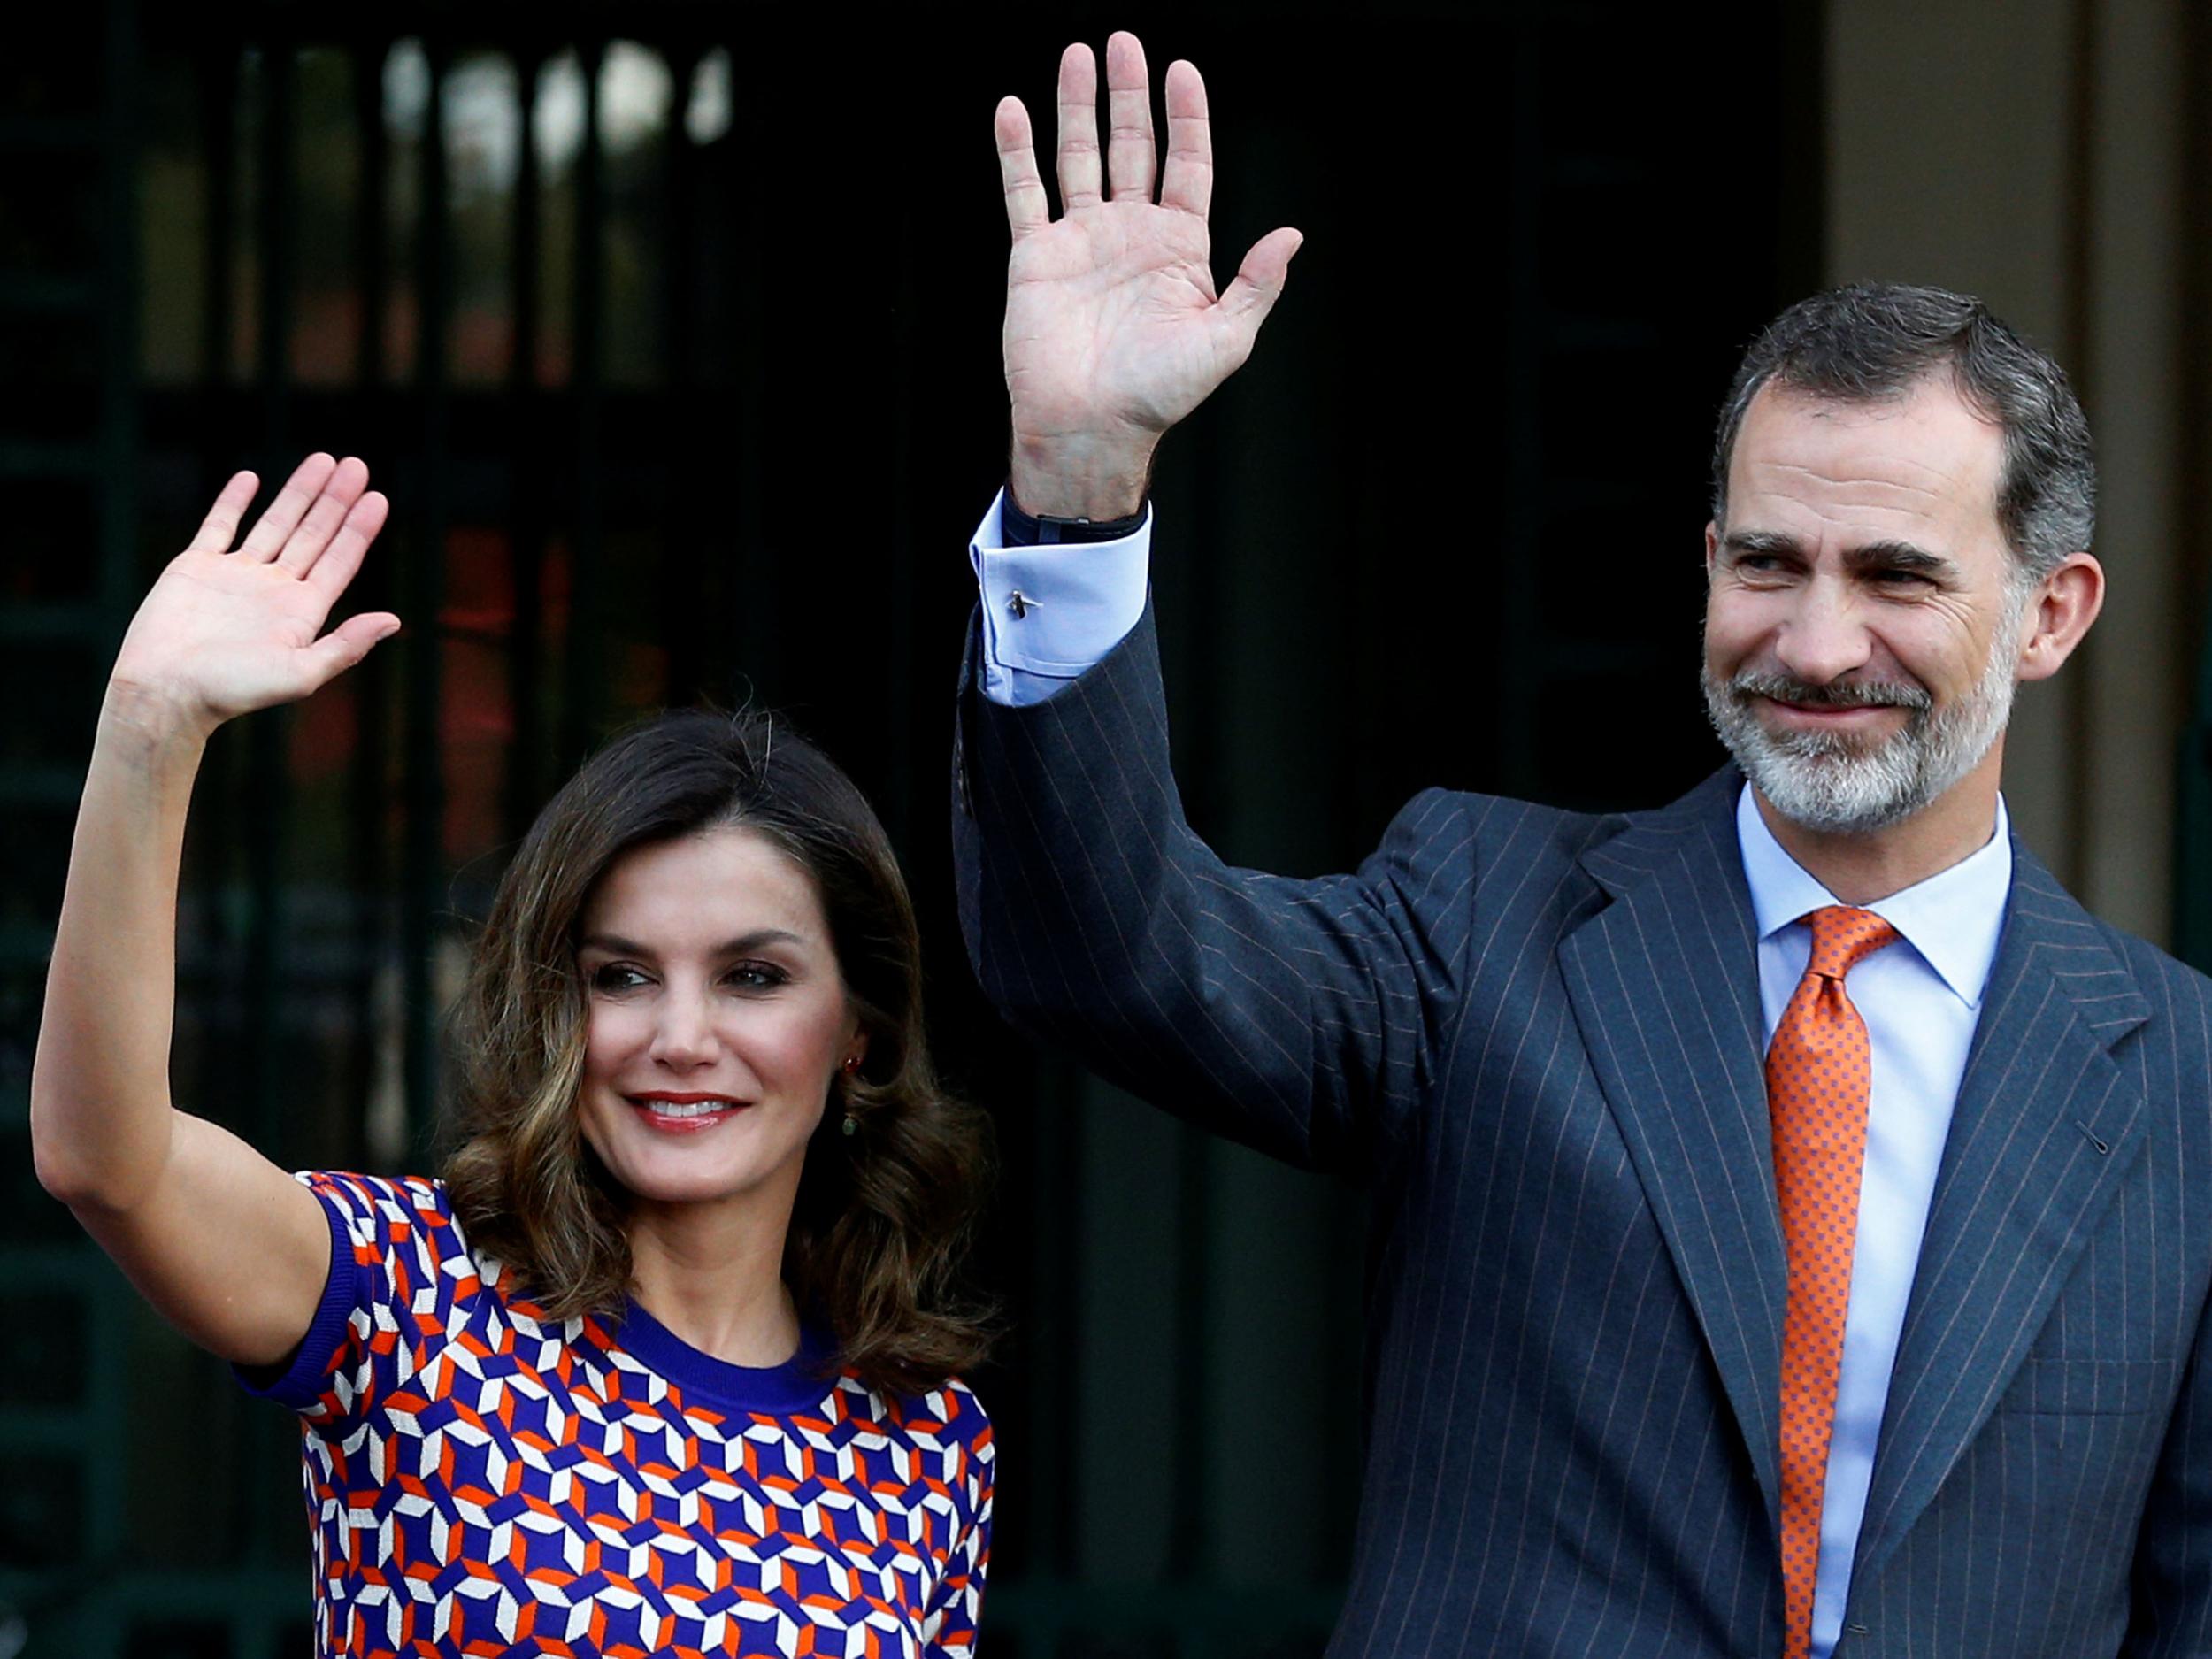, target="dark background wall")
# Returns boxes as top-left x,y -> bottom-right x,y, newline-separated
0,3 -> 1819,1653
